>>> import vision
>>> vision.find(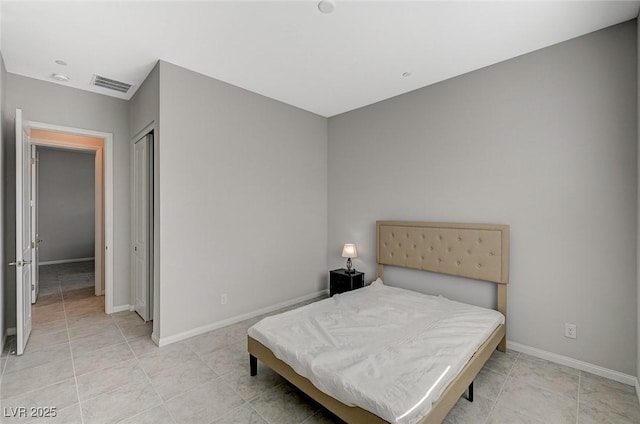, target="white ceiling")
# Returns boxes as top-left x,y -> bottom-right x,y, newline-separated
1,1 -> 638,117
